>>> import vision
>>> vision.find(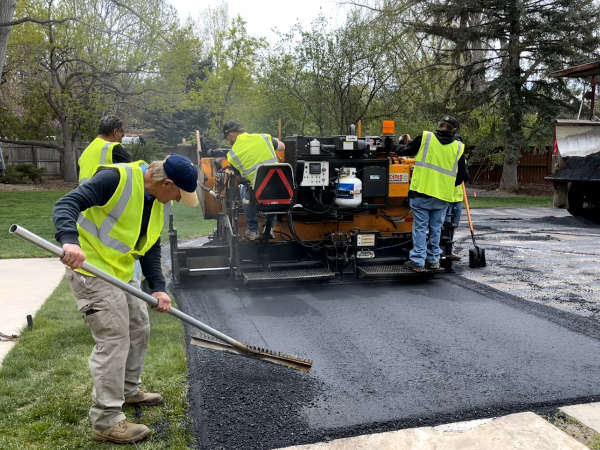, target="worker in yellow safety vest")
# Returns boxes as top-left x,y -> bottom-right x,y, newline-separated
397,115 -> 468,272
78,115 -> 131,183
53,154 -> 198,444
224,120 -> 285,240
